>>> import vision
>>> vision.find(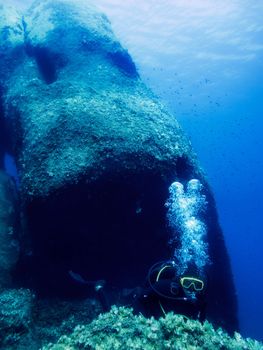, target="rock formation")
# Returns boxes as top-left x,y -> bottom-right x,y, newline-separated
0,0 -> 238,334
